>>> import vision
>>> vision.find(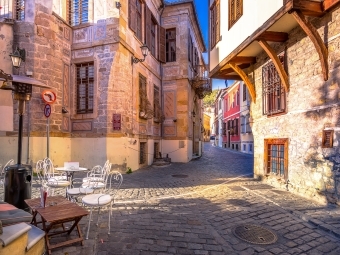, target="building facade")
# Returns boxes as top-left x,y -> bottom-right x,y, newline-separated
209,0 -> 340,203
0,0 -> 210,171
